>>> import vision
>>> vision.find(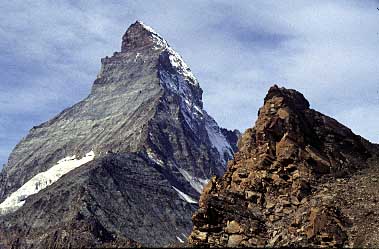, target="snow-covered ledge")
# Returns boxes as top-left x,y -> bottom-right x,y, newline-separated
172,186 -> 197,204
0,151 -> 95,215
